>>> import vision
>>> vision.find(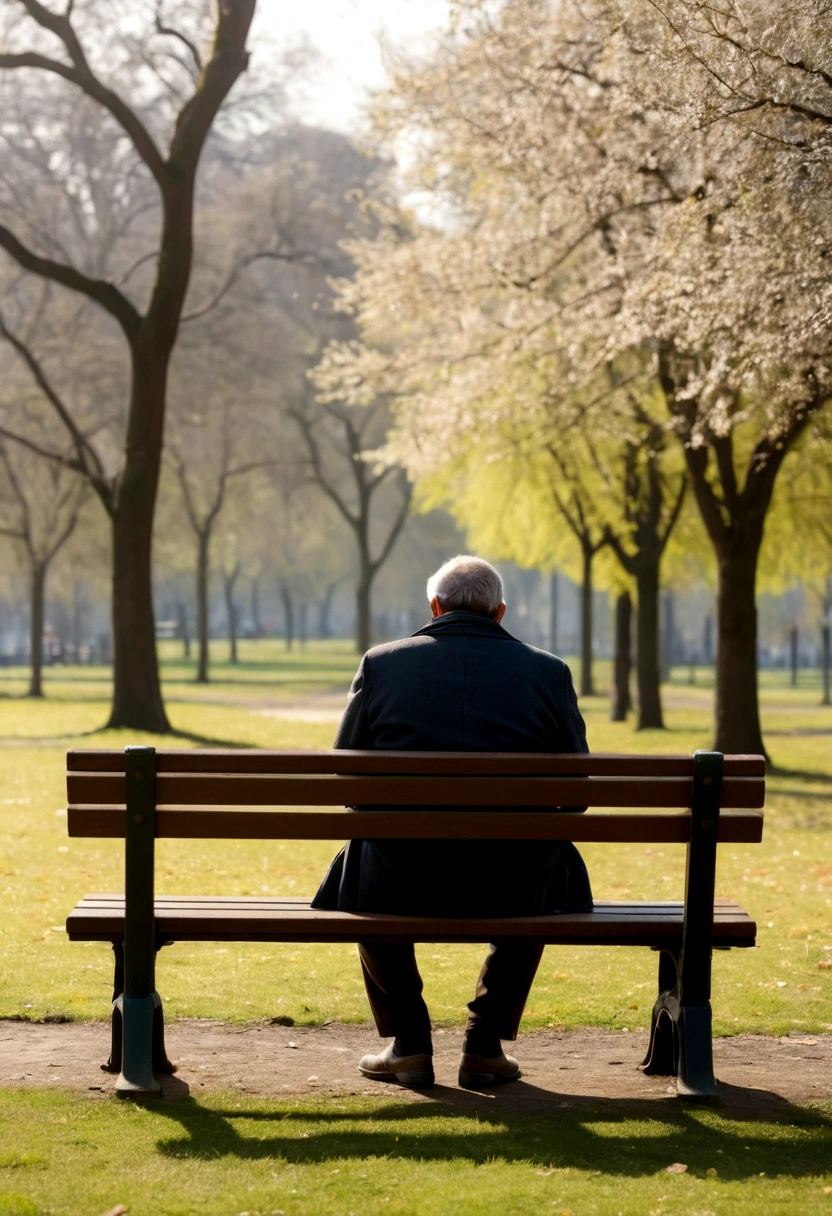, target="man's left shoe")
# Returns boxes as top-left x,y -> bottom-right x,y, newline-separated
358,1043 -> 435,1089
458,1050 -> 520,1089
